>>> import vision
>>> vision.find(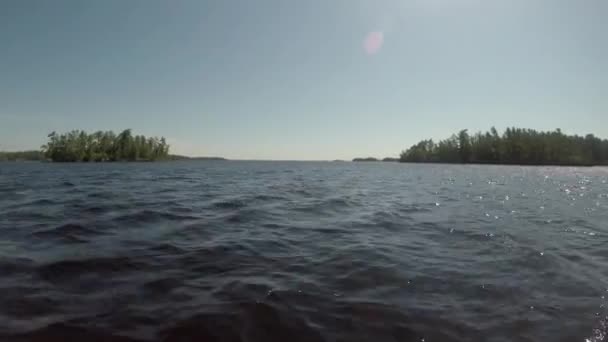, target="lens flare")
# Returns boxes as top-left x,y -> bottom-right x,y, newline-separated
363,31 -> 384,55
